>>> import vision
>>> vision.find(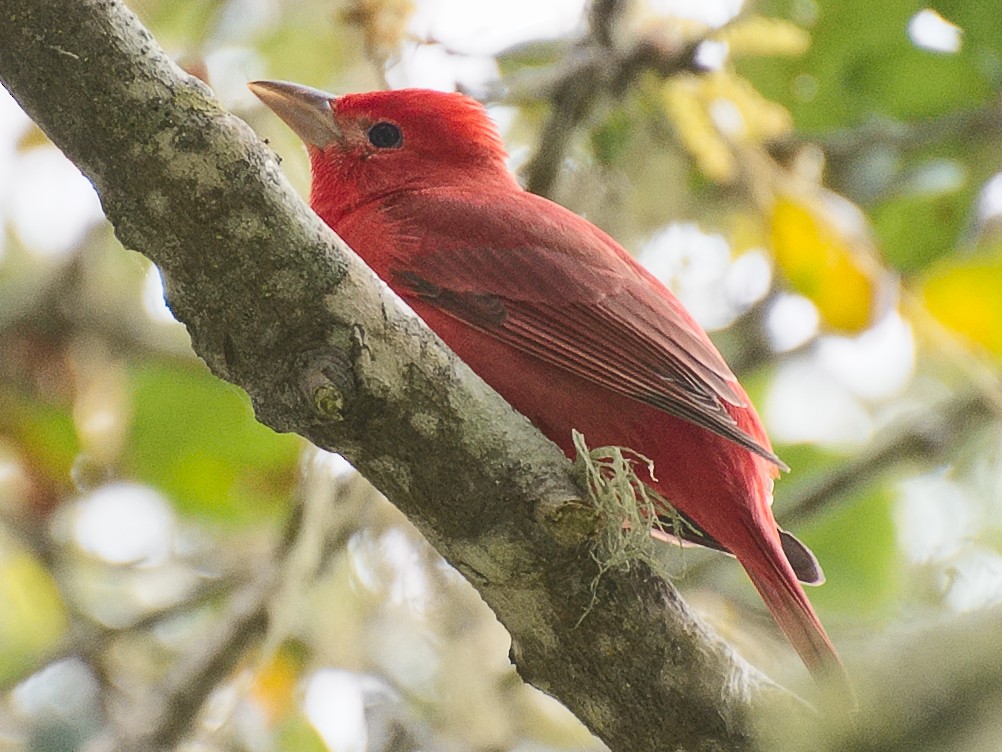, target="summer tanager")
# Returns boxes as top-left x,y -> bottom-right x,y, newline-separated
249,80 -> 848,690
